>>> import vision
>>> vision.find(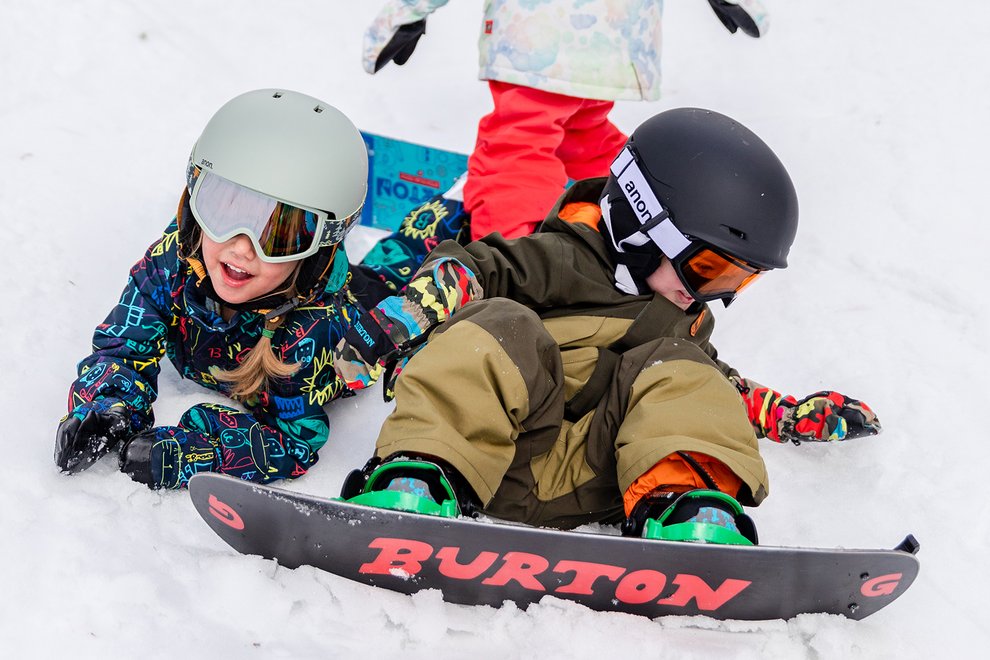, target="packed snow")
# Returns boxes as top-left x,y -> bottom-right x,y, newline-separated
2,1 -> 987,657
